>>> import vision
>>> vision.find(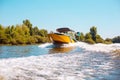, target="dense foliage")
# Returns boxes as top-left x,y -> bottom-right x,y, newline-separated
90,26 -> 97,41
0,20 -> 119,45
112,36 -> 120,43
0,20 -> 49,45
76,27 -> 119,44
76,26 -> 113,44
